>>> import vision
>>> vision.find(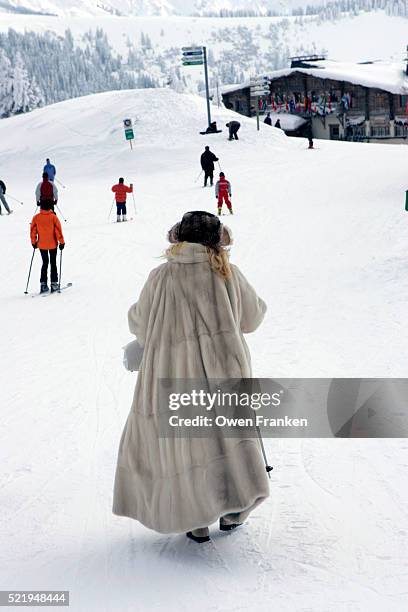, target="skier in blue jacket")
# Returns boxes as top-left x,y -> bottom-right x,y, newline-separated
43,158 -> 56,182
